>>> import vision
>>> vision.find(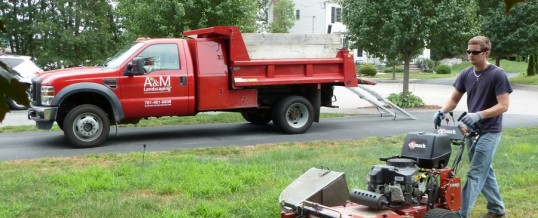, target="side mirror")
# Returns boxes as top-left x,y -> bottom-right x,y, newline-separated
124,57 -> 145,76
